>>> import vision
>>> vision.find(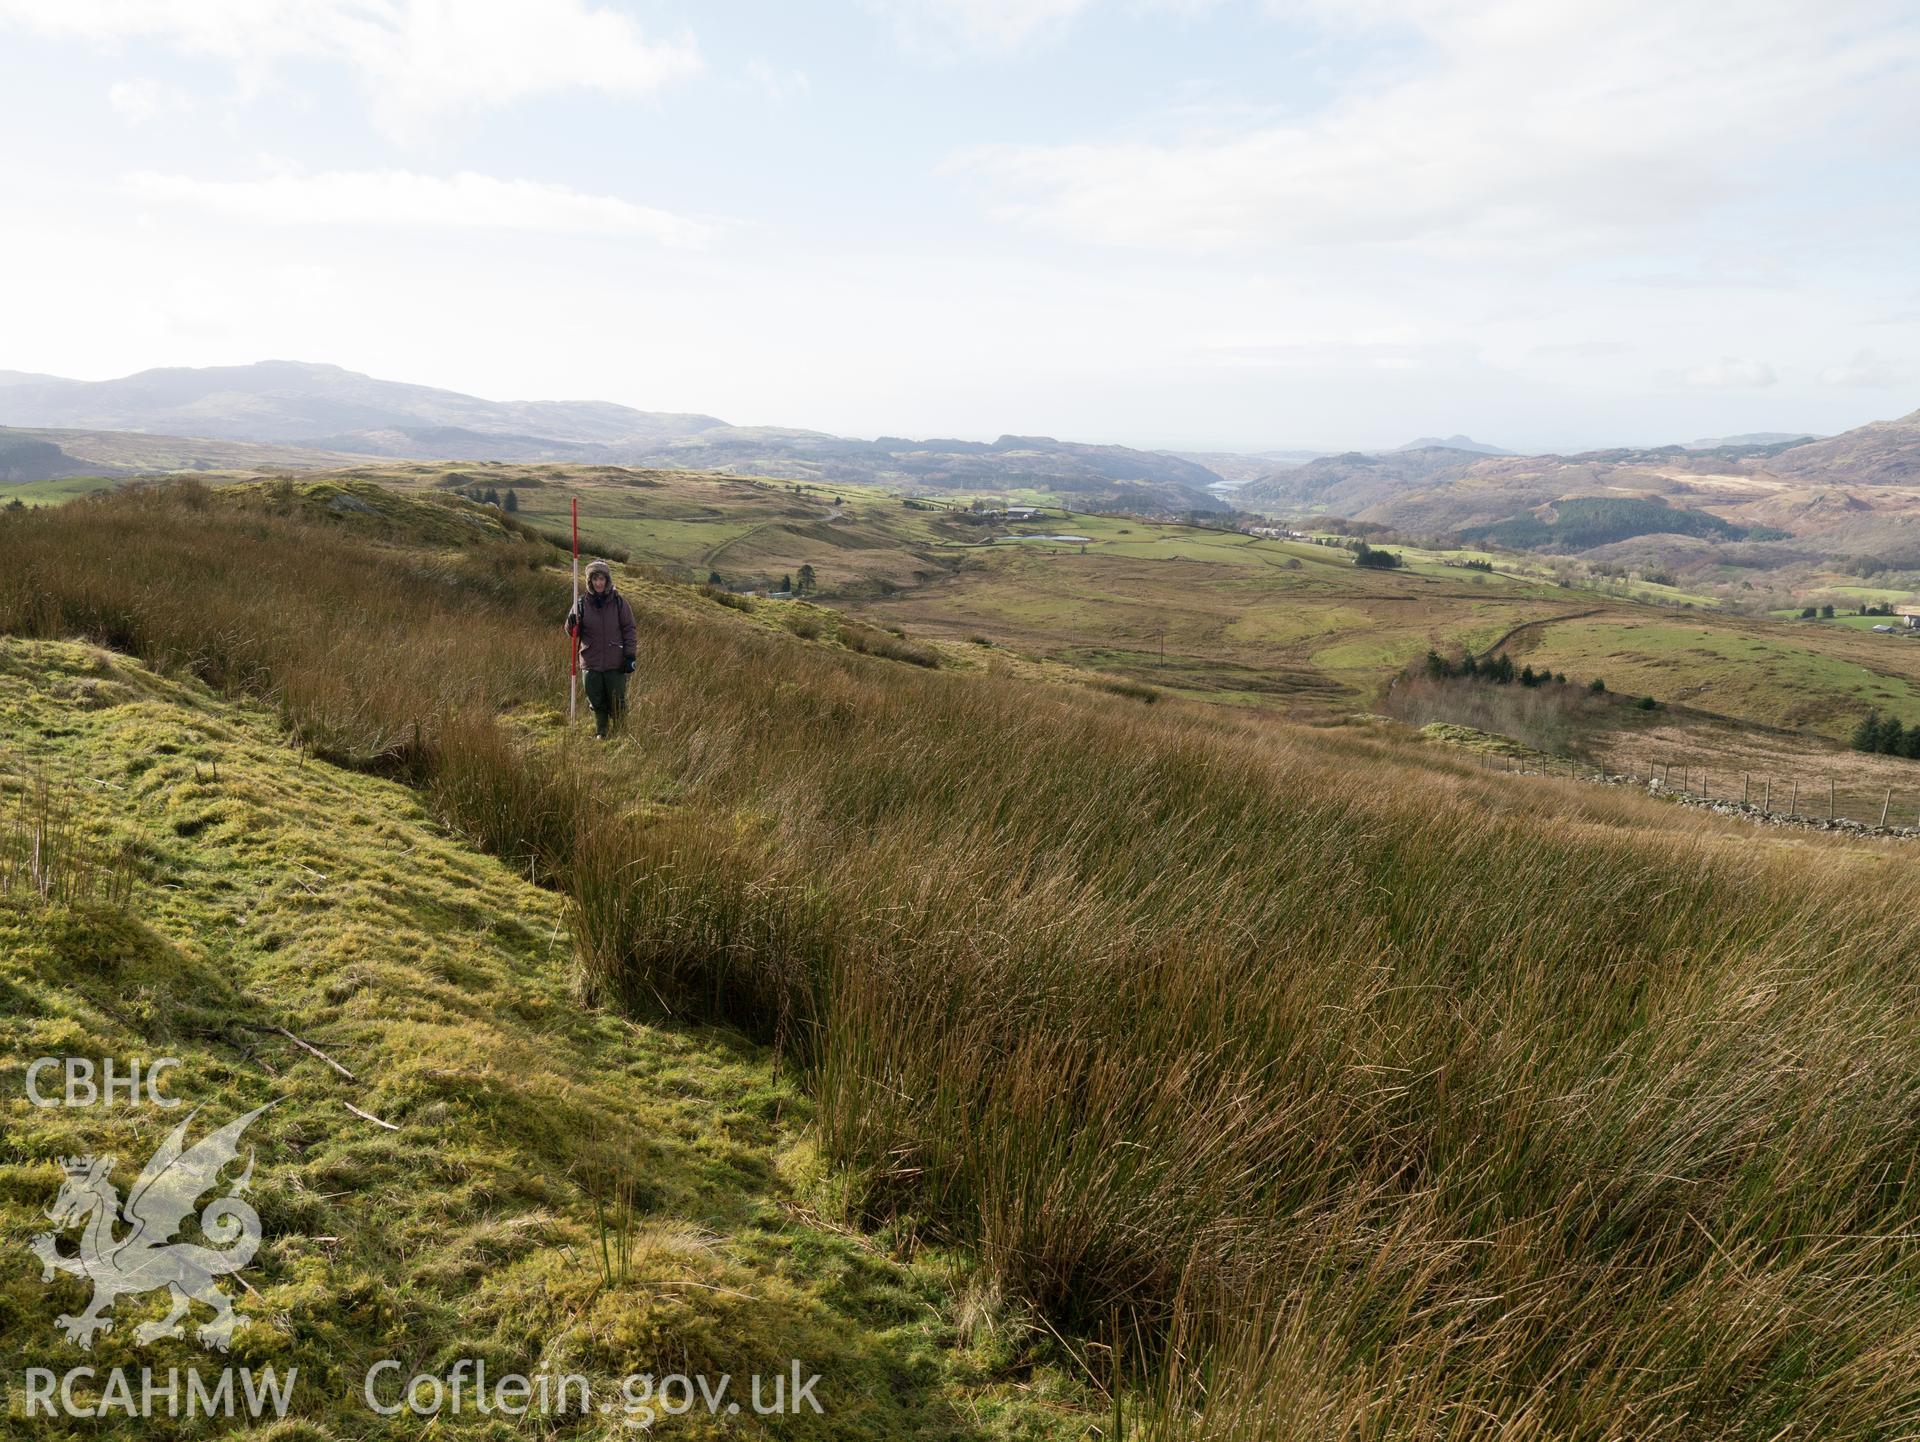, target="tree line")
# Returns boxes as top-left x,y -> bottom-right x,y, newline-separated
1851,710 -> 1920,759
1418,649 -> 1658,710
458,486 -> 520,512
1424,648 -> 1591,690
